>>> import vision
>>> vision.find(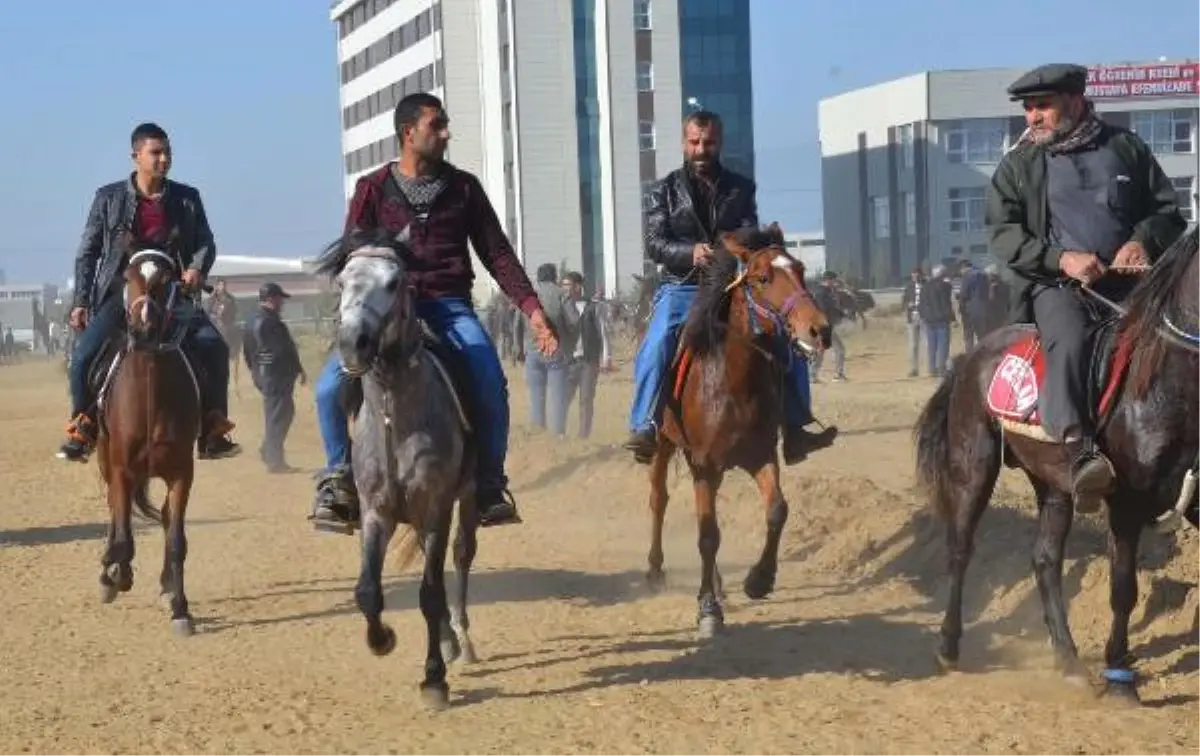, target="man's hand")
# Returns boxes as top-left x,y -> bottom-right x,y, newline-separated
181,269 -> 204,292
1058,250 -> 1107,285
1112,240 -> 1149,269
692,243 -> 713,266
528,309 -> 559,356
69,307 -> 88,331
